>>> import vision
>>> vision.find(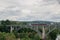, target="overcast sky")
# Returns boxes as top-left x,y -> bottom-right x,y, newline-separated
0,0 -> 60,22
